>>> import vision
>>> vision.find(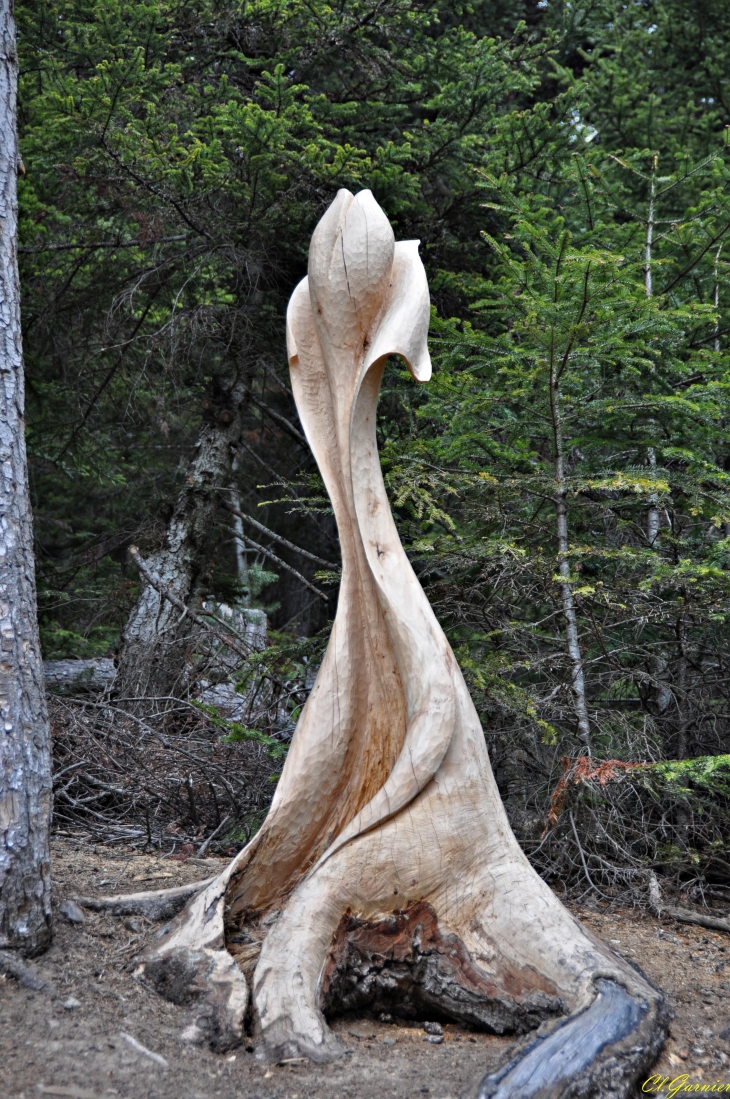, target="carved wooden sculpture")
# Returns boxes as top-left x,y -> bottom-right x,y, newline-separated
86,190 -> 668,1095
